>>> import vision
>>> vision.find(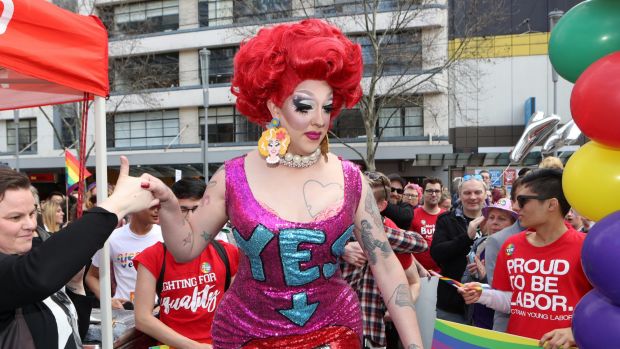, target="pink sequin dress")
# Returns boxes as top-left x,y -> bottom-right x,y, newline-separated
211,156 -> 363,348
